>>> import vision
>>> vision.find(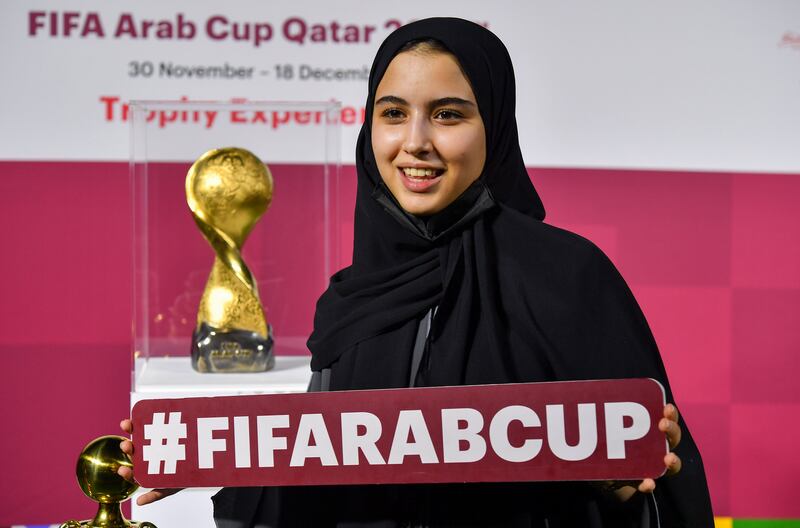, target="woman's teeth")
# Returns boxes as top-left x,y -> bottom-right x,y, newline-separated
402,167 -> 441,178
